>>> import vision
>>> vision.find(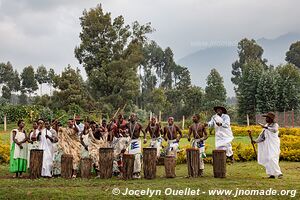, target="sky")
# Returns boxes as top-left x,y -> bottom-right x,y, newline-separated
1,0 -> 300,95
